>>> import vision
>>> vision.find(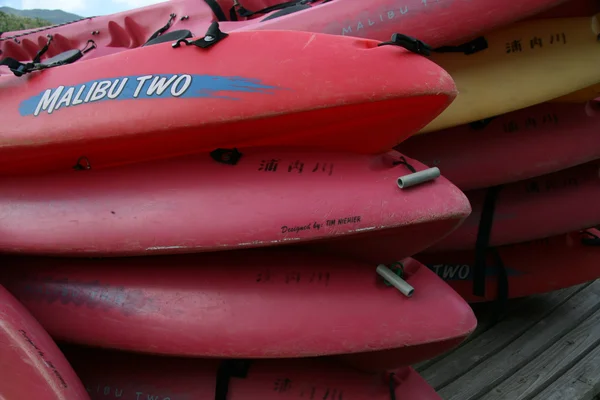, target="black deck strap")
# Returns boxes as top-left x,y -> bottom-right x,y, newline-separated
434,36 -> 488,55
0,39 -> 94,77
172,22 -> 228,49
204,0 -> 229,21
389,372 -> 397,400
33,35 -> 54,63
378,33 -> 433,56
215,360 -> 252,400
581,230 -> 600,246
378,34 -> 487,56
469,116 -> 497,130
0,57 -> 33,77
210,148 -> 242,165
234,0 -> 314,18
261,4 -> 311,21
392,156 -> 417,173
146,13 -> 177,43
143,29 -> 193,47
473,185 -> 503,297
488,247 -> 509,324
